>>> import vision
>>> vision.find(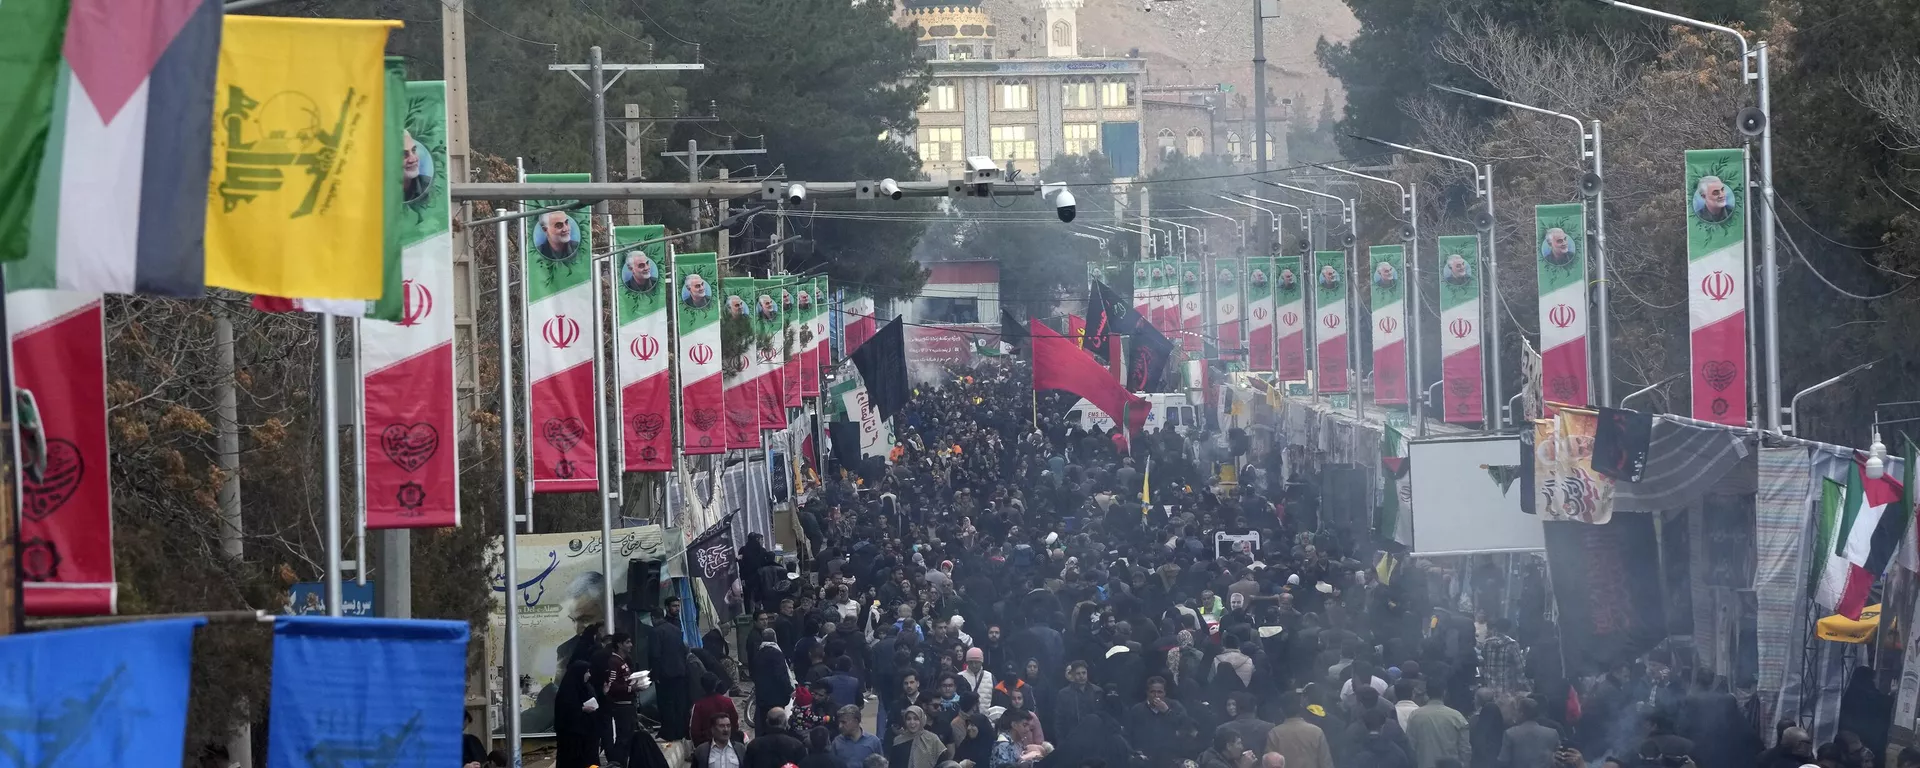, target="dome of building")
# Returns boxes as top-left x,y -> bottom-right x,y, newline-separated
901,0 -> 995,59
